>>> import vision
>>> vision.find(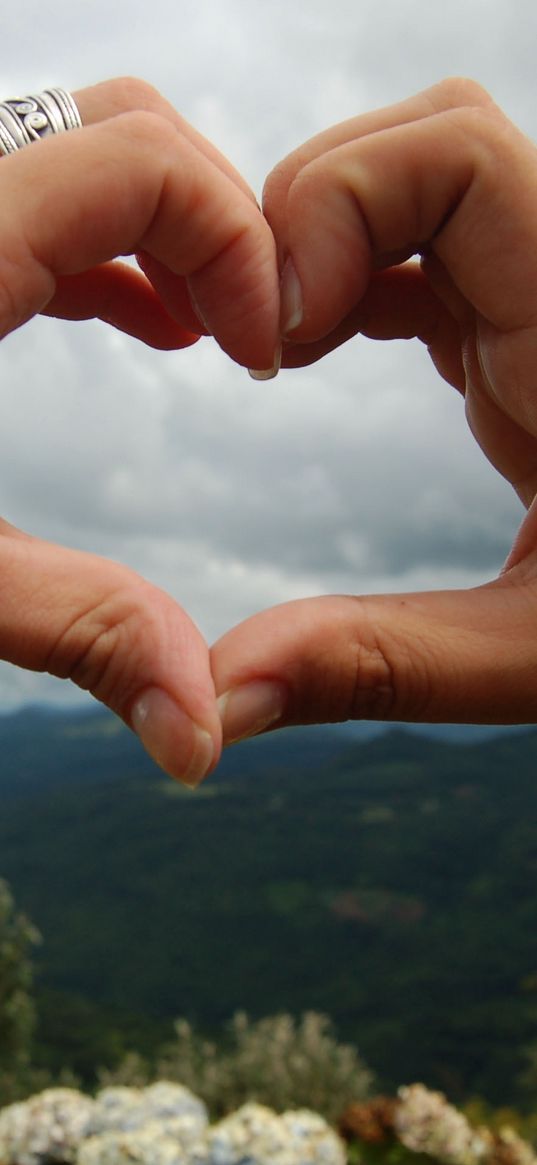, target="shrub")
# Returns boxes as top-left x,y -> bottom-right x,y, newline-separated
0,878 -> 42,1105
154,1010 -> 374,1121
